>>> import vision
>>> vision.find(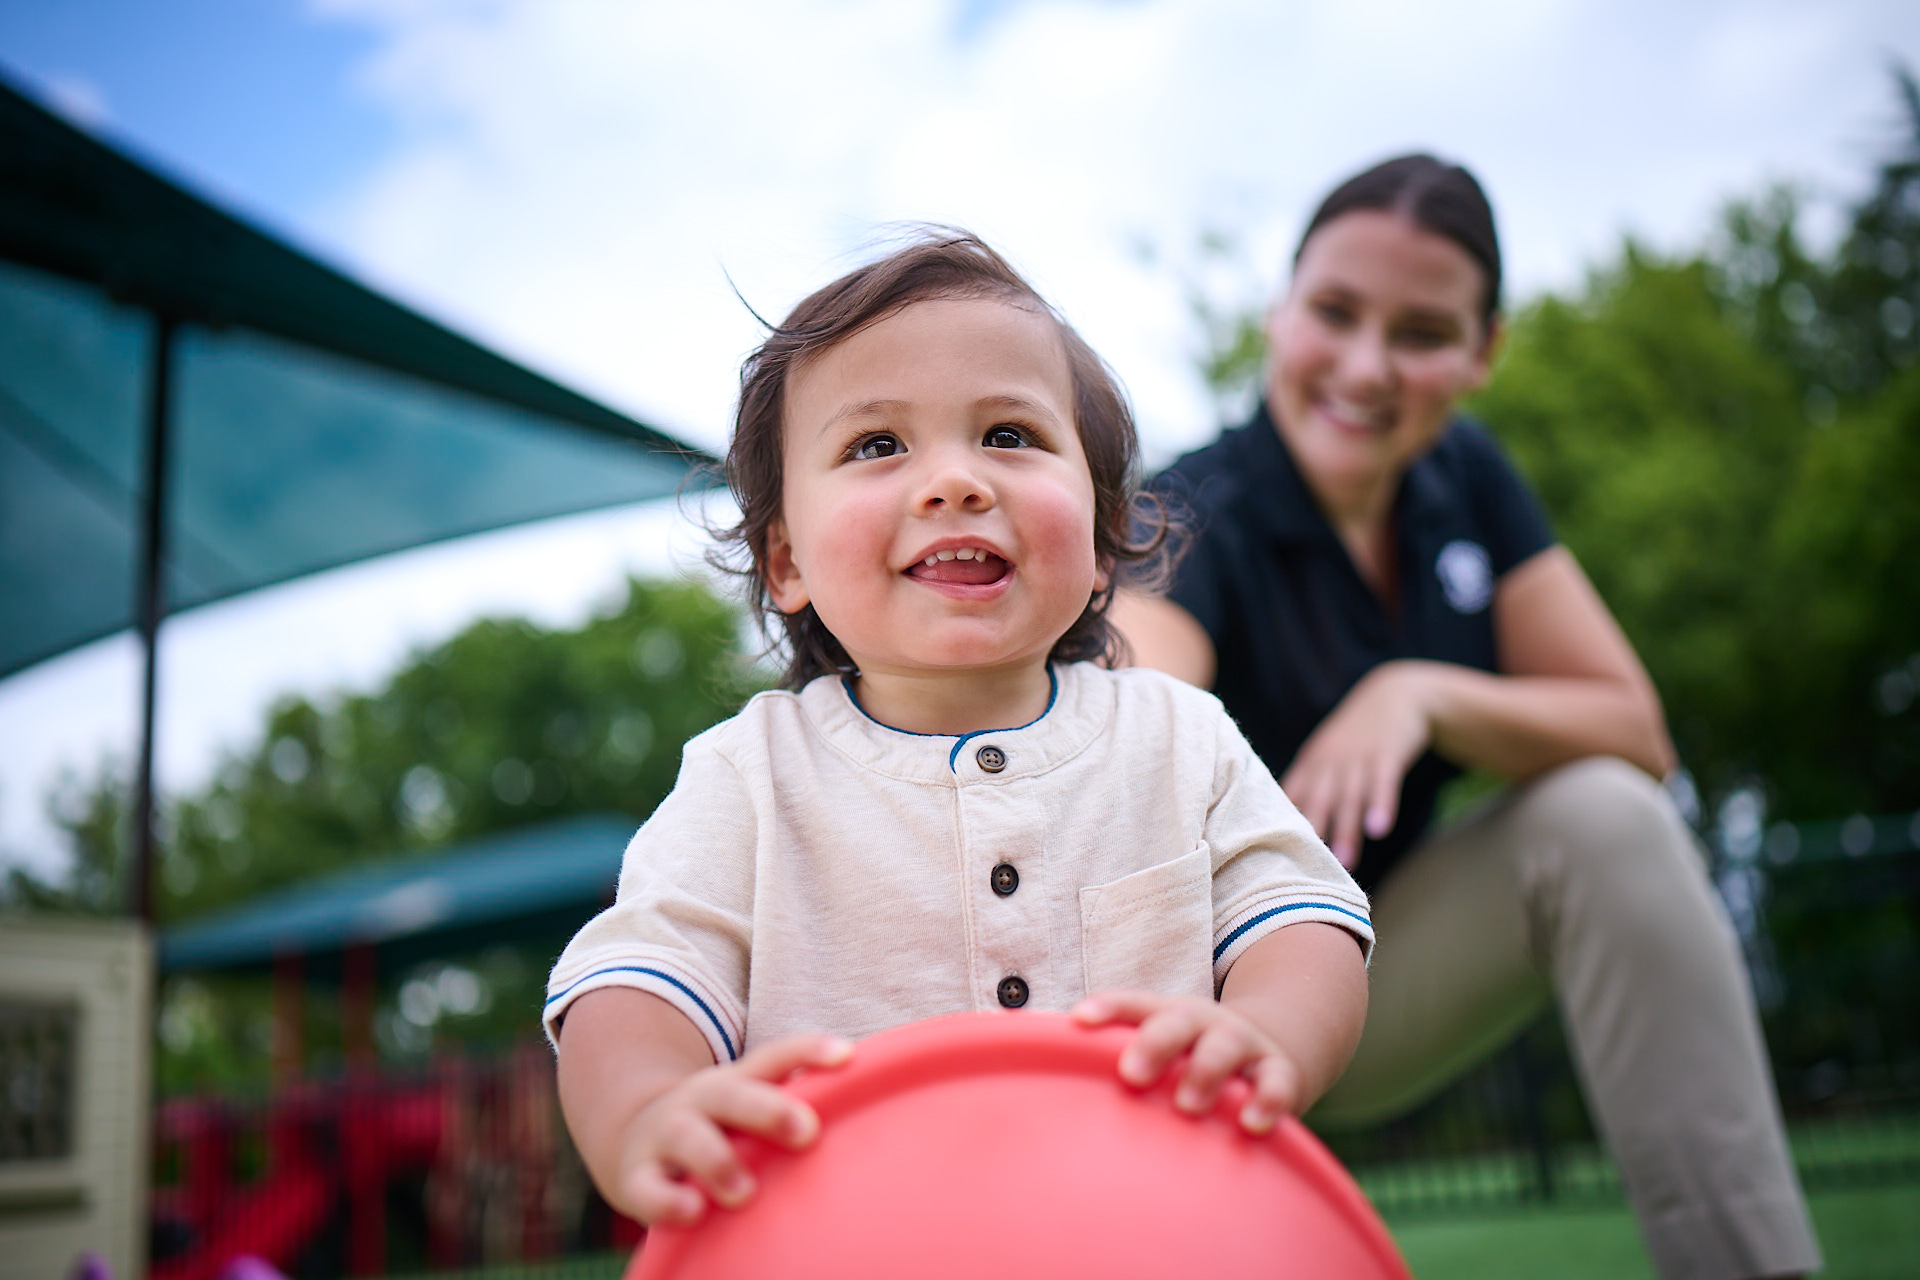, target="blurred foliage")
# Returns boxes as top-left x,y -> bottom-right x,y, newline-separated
1713,70 -> 1920,402
1180,227 -> 1273,426
1186,67 -> 1920,826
